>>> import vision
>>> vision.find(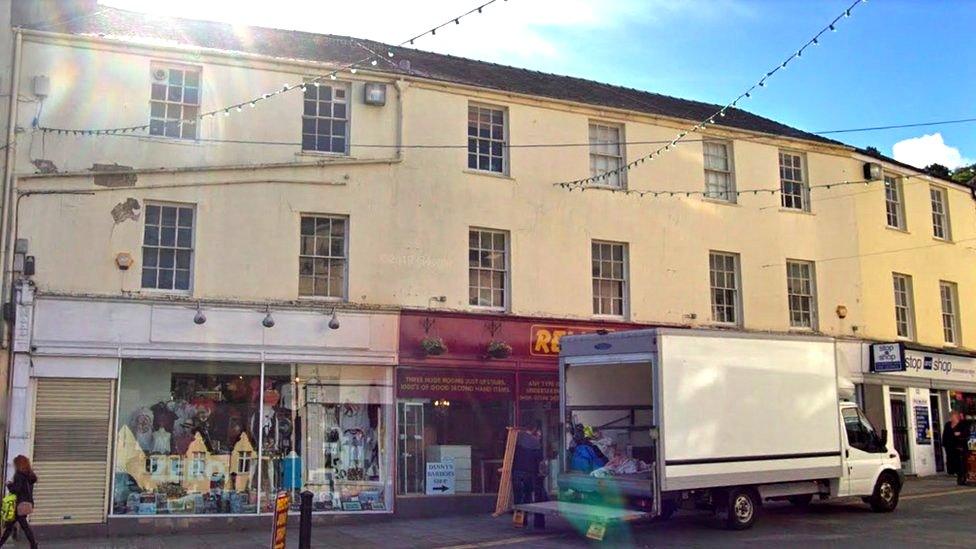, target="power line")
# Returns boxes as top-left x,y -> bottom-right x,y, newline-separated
556,0 -> 869,190
813,117 -> 976,135
36,0 -> 507,136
